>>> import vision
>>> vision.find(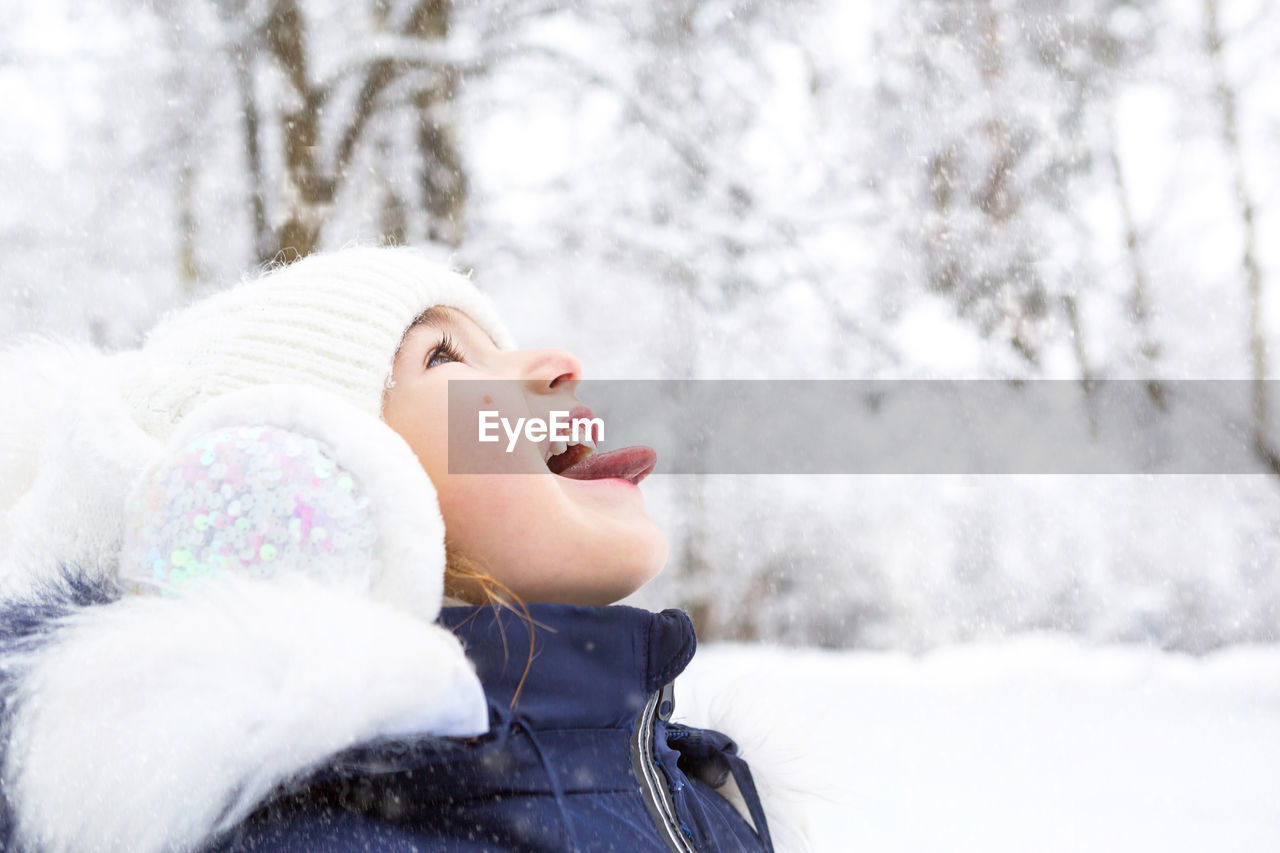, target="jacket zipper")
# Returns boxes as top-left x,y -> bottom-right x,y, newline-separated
631,682 -> 696,853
